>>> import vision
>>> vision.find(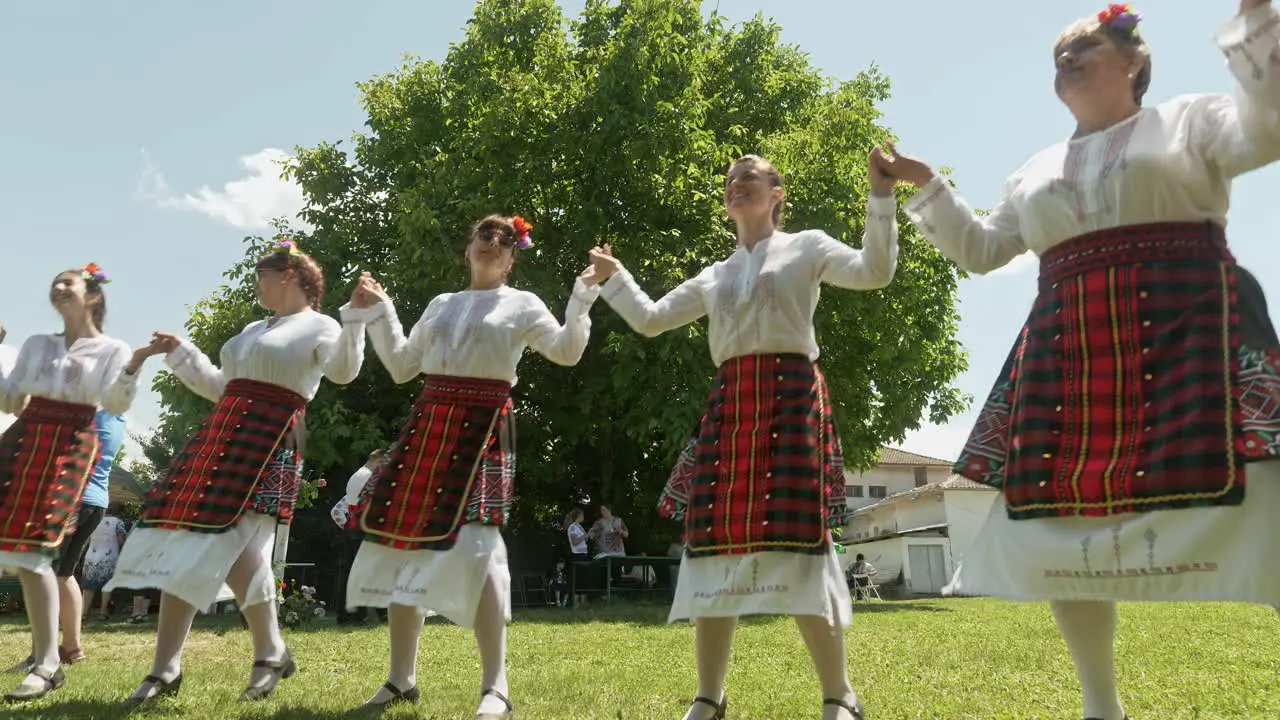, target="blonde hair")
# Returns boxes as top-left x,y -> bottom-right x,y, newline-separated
1054,17 -> 1152,104
727,154 -> 785,226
